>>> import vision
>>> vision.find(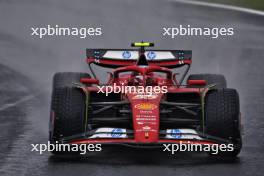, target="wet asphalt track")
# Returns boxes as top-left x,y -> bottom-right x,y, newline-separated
0,0 -> 264,175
